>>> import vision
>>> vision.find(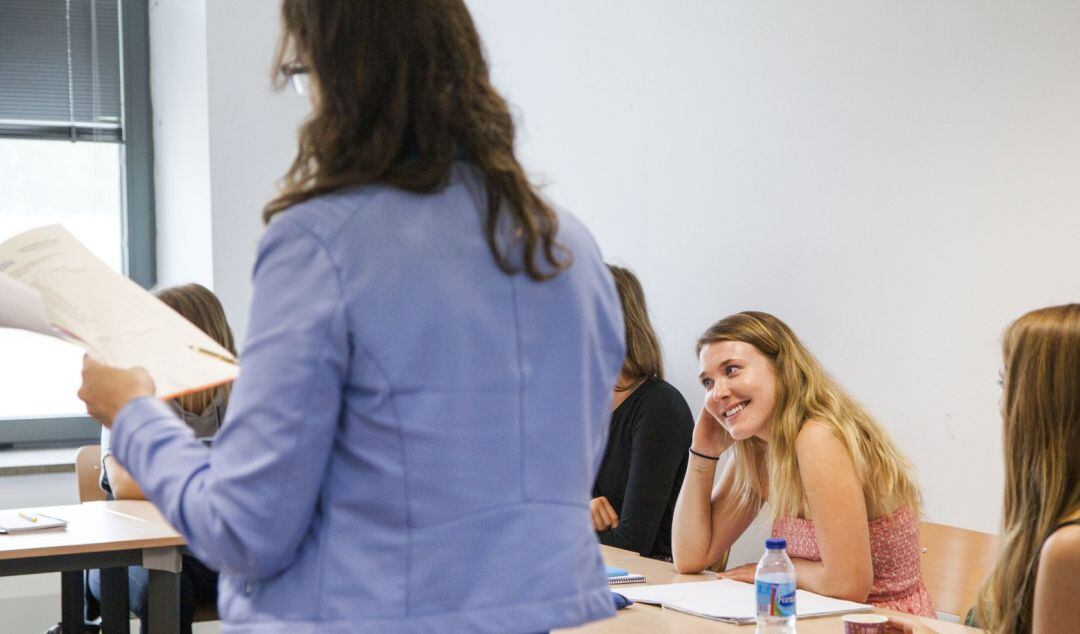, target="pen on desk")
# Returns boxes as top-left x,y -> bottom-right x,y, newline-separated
188,345 -> 238,365
18,512 -> 37,523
